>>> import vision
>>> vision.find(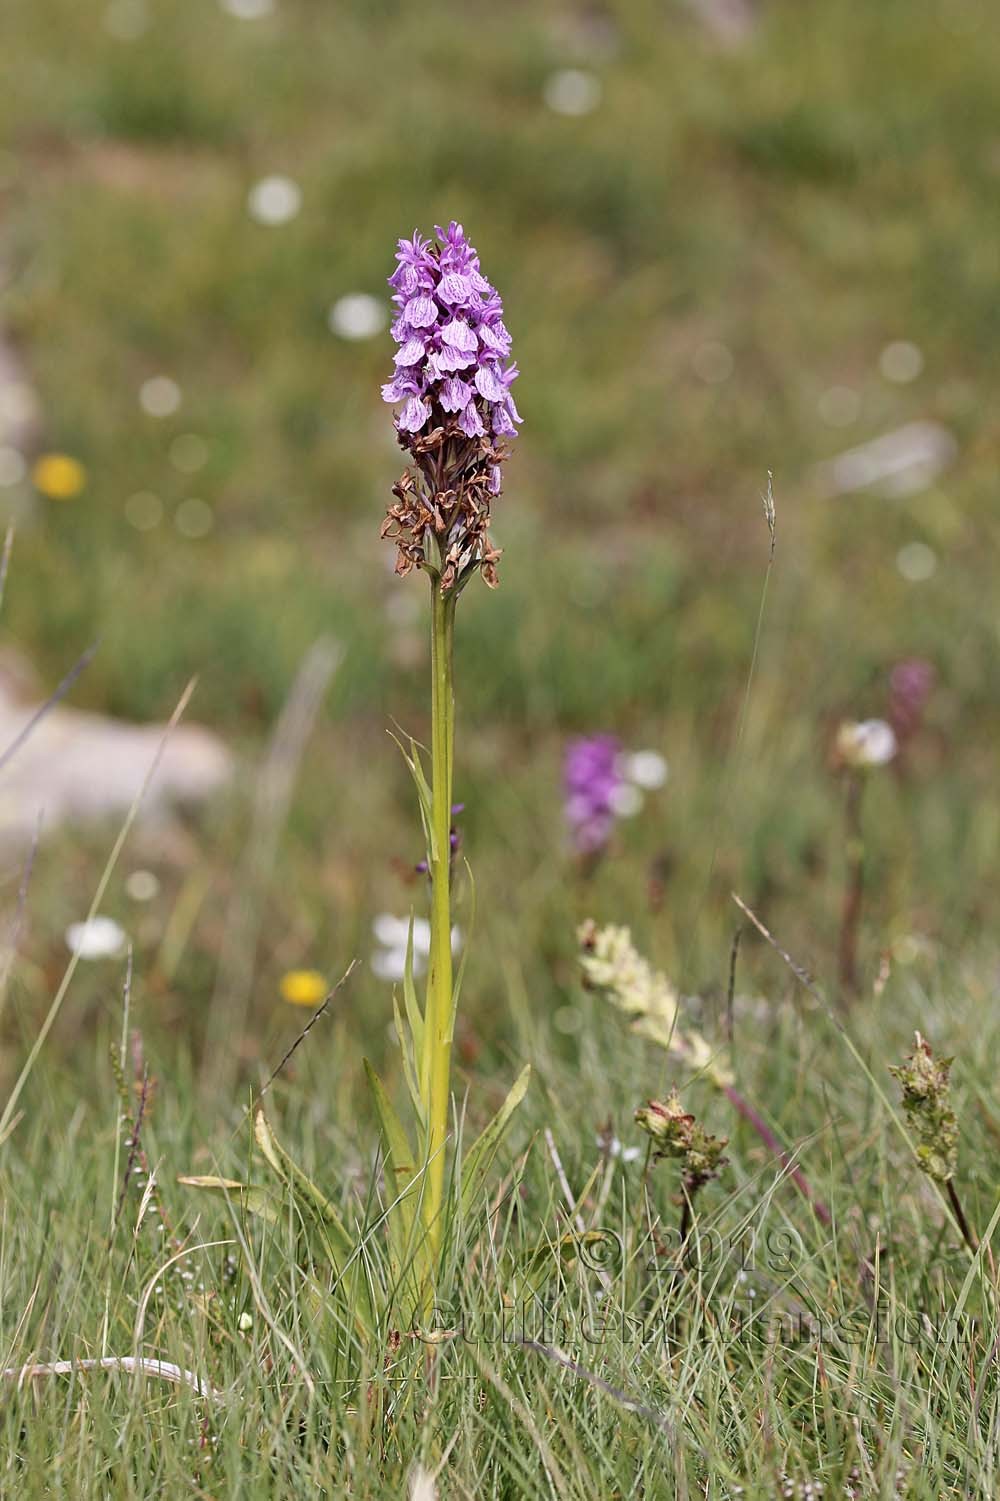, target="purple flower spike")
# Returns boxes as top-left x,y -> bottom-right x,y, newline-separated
564,736 -> 623,859
381,221 -> 519,591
